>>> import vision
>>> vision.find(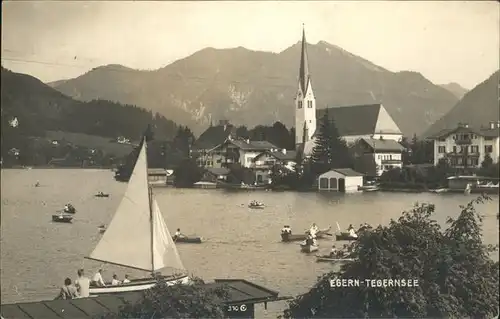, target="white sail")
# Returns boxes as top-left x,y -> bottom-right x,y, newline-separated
87,139 -> 154,272
151,198 -> 185,272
